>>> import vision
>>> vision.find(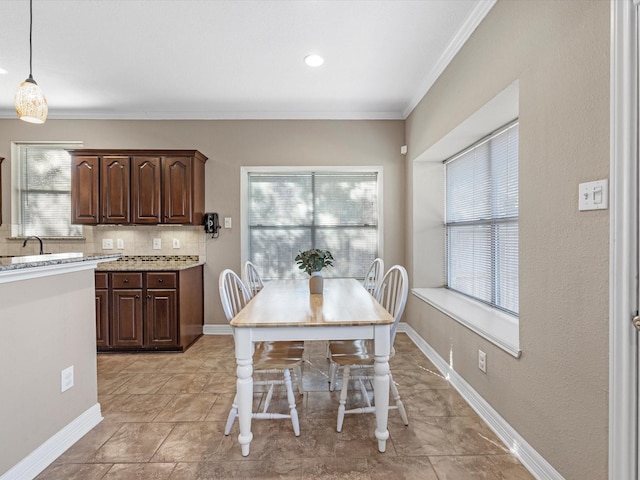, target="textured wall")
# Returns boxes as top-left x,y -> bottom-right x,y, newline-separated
0,270 -> 98,476
405,1 -> 610,478
0,119 -> 406,326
